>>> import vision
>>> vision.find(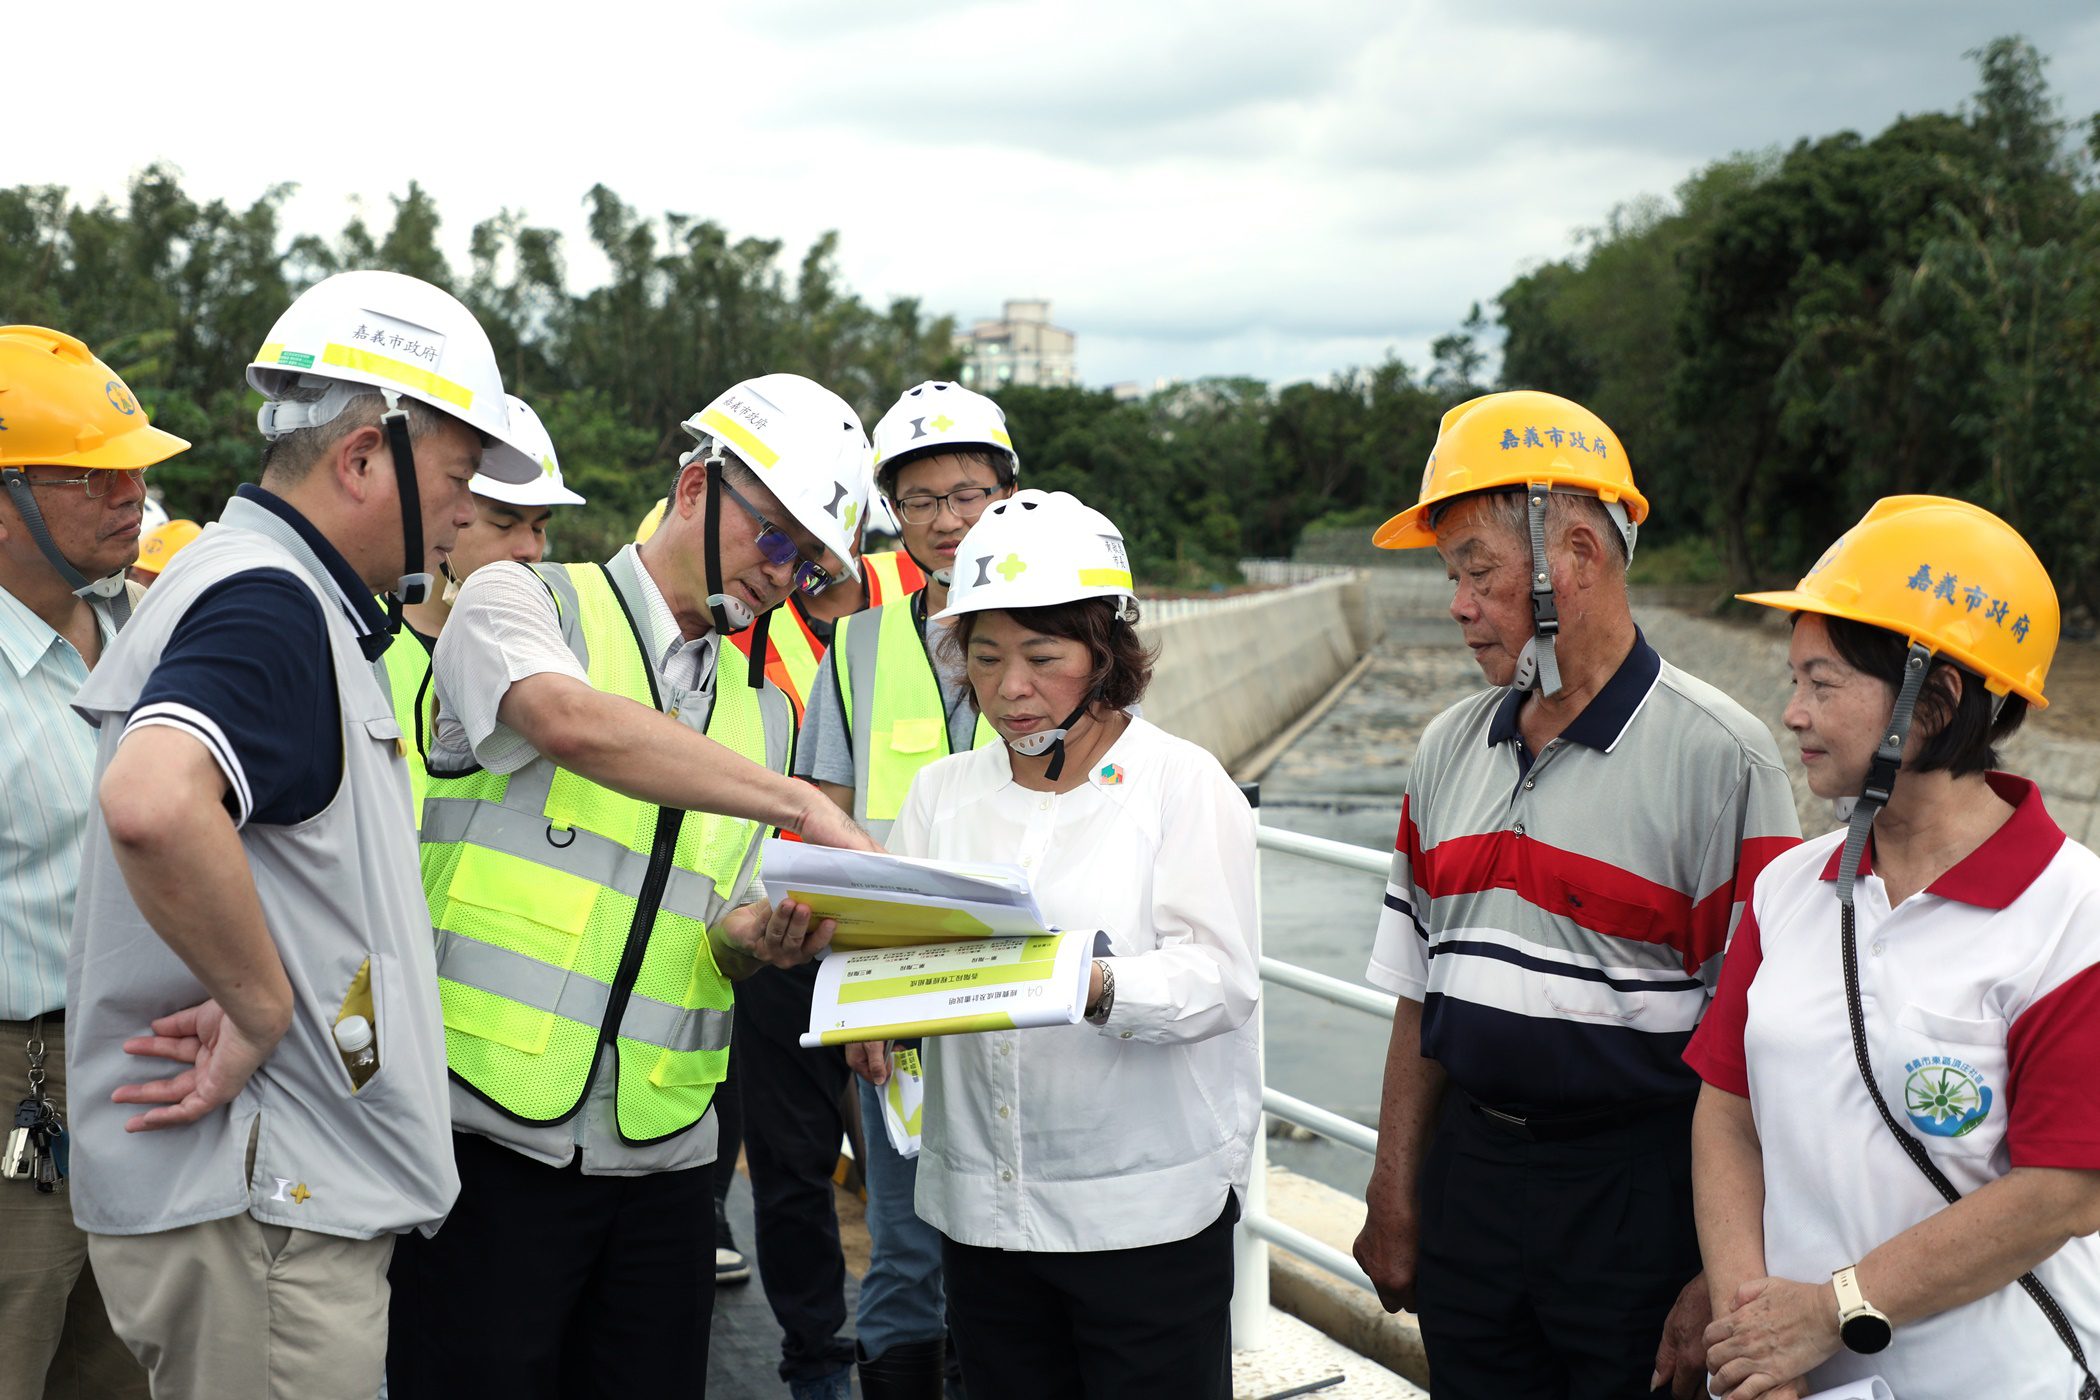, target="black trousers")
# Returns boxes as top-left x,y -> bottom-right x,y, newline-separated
939,1195 -> 1237,1400
712,1058 -> 742,1210
386,1129 -> 715,1399
735,960 -> 855,1381
1415,1092 -> 1700,1400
